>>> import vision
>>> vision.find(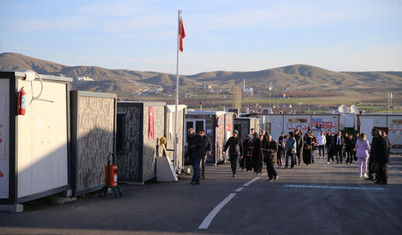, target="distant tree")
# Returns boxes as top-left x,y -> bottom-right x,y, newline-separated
233,84 -> 242,111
